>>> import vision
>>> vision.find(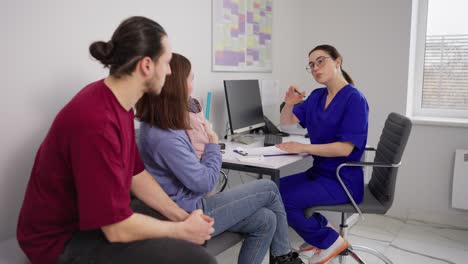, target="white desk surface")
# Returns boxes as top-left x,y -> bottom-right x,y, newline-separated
221,135 -> 311,169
